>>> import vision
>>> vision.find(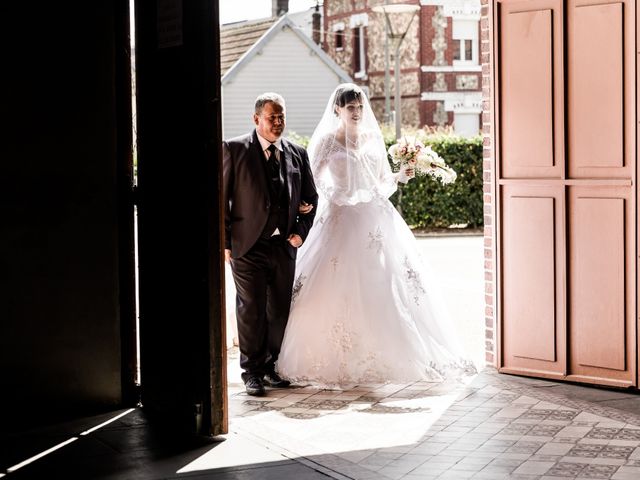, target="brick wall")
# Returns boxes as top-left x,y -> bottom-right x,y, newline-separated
480,0 -> 496,367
